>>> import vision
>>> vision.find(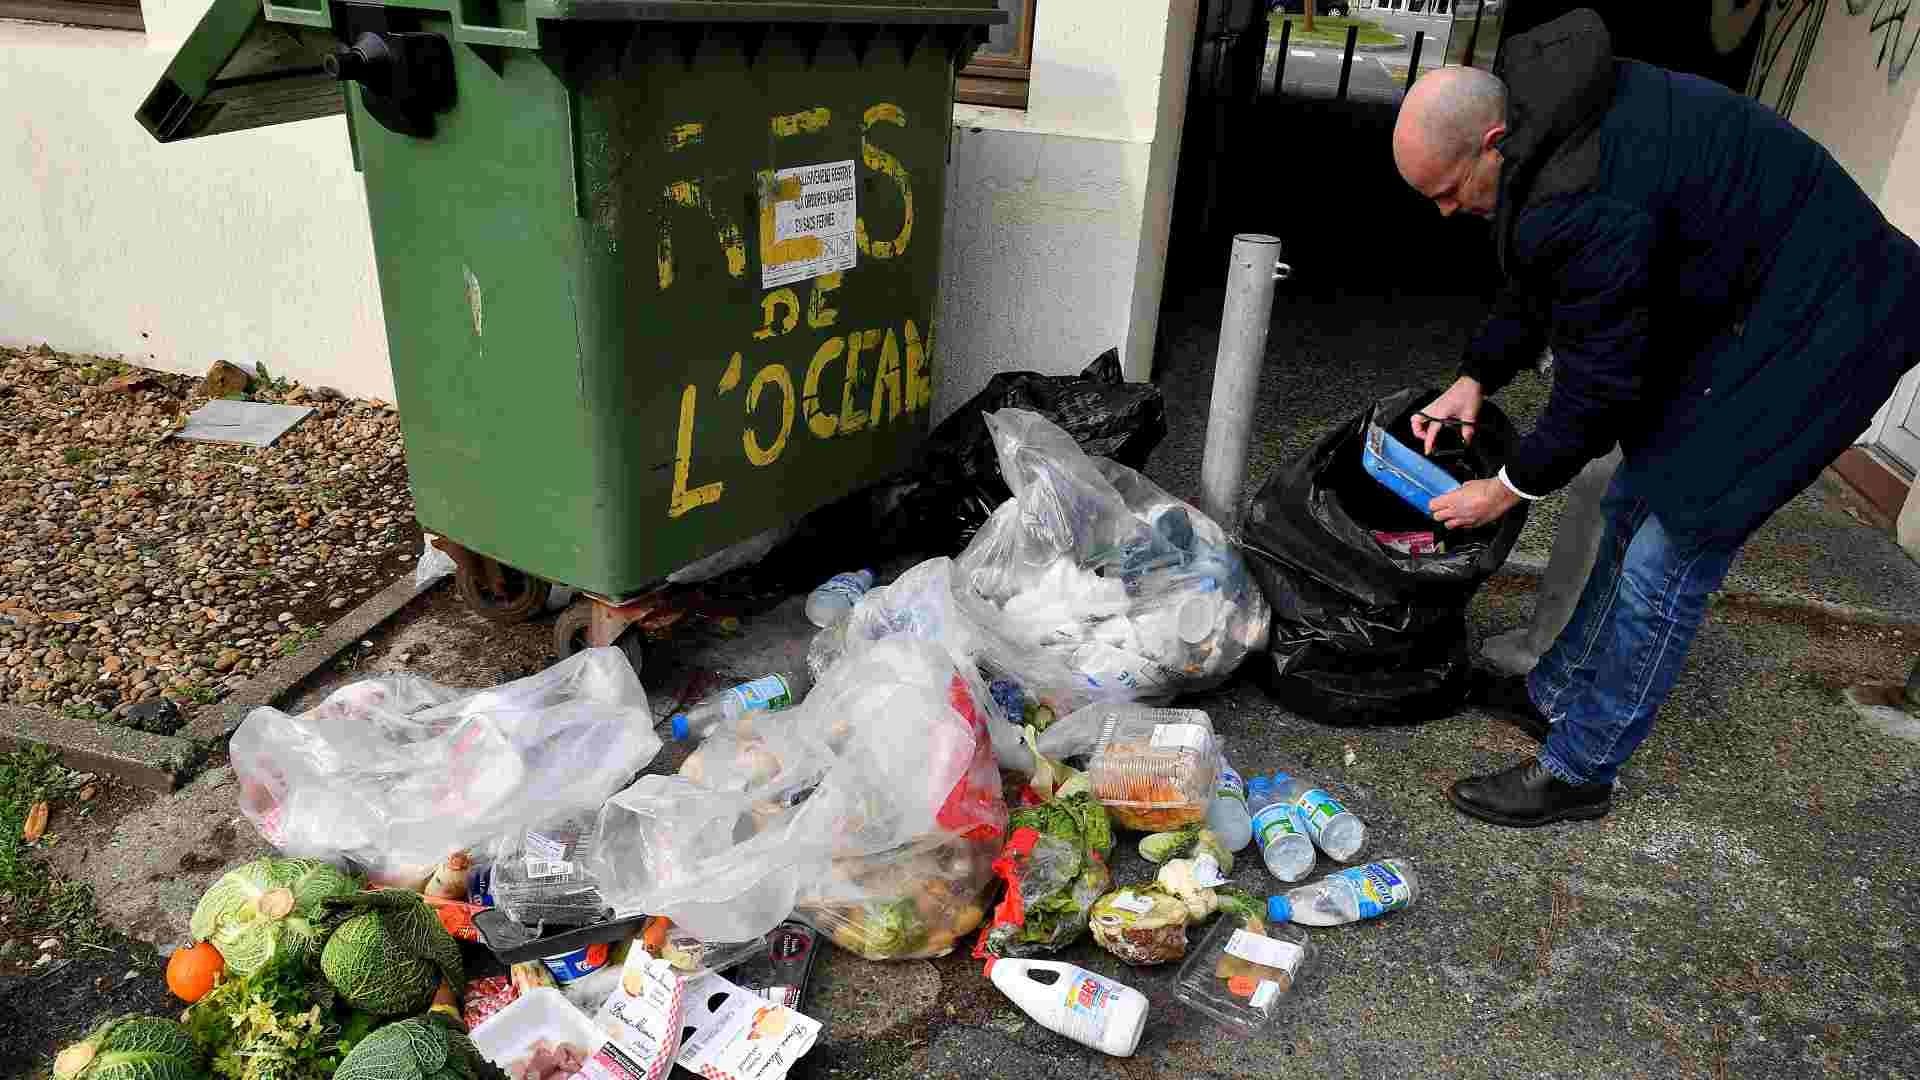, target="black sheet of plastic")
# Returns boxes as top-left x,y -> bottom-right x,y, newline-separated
1238,387 -> 1530,726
